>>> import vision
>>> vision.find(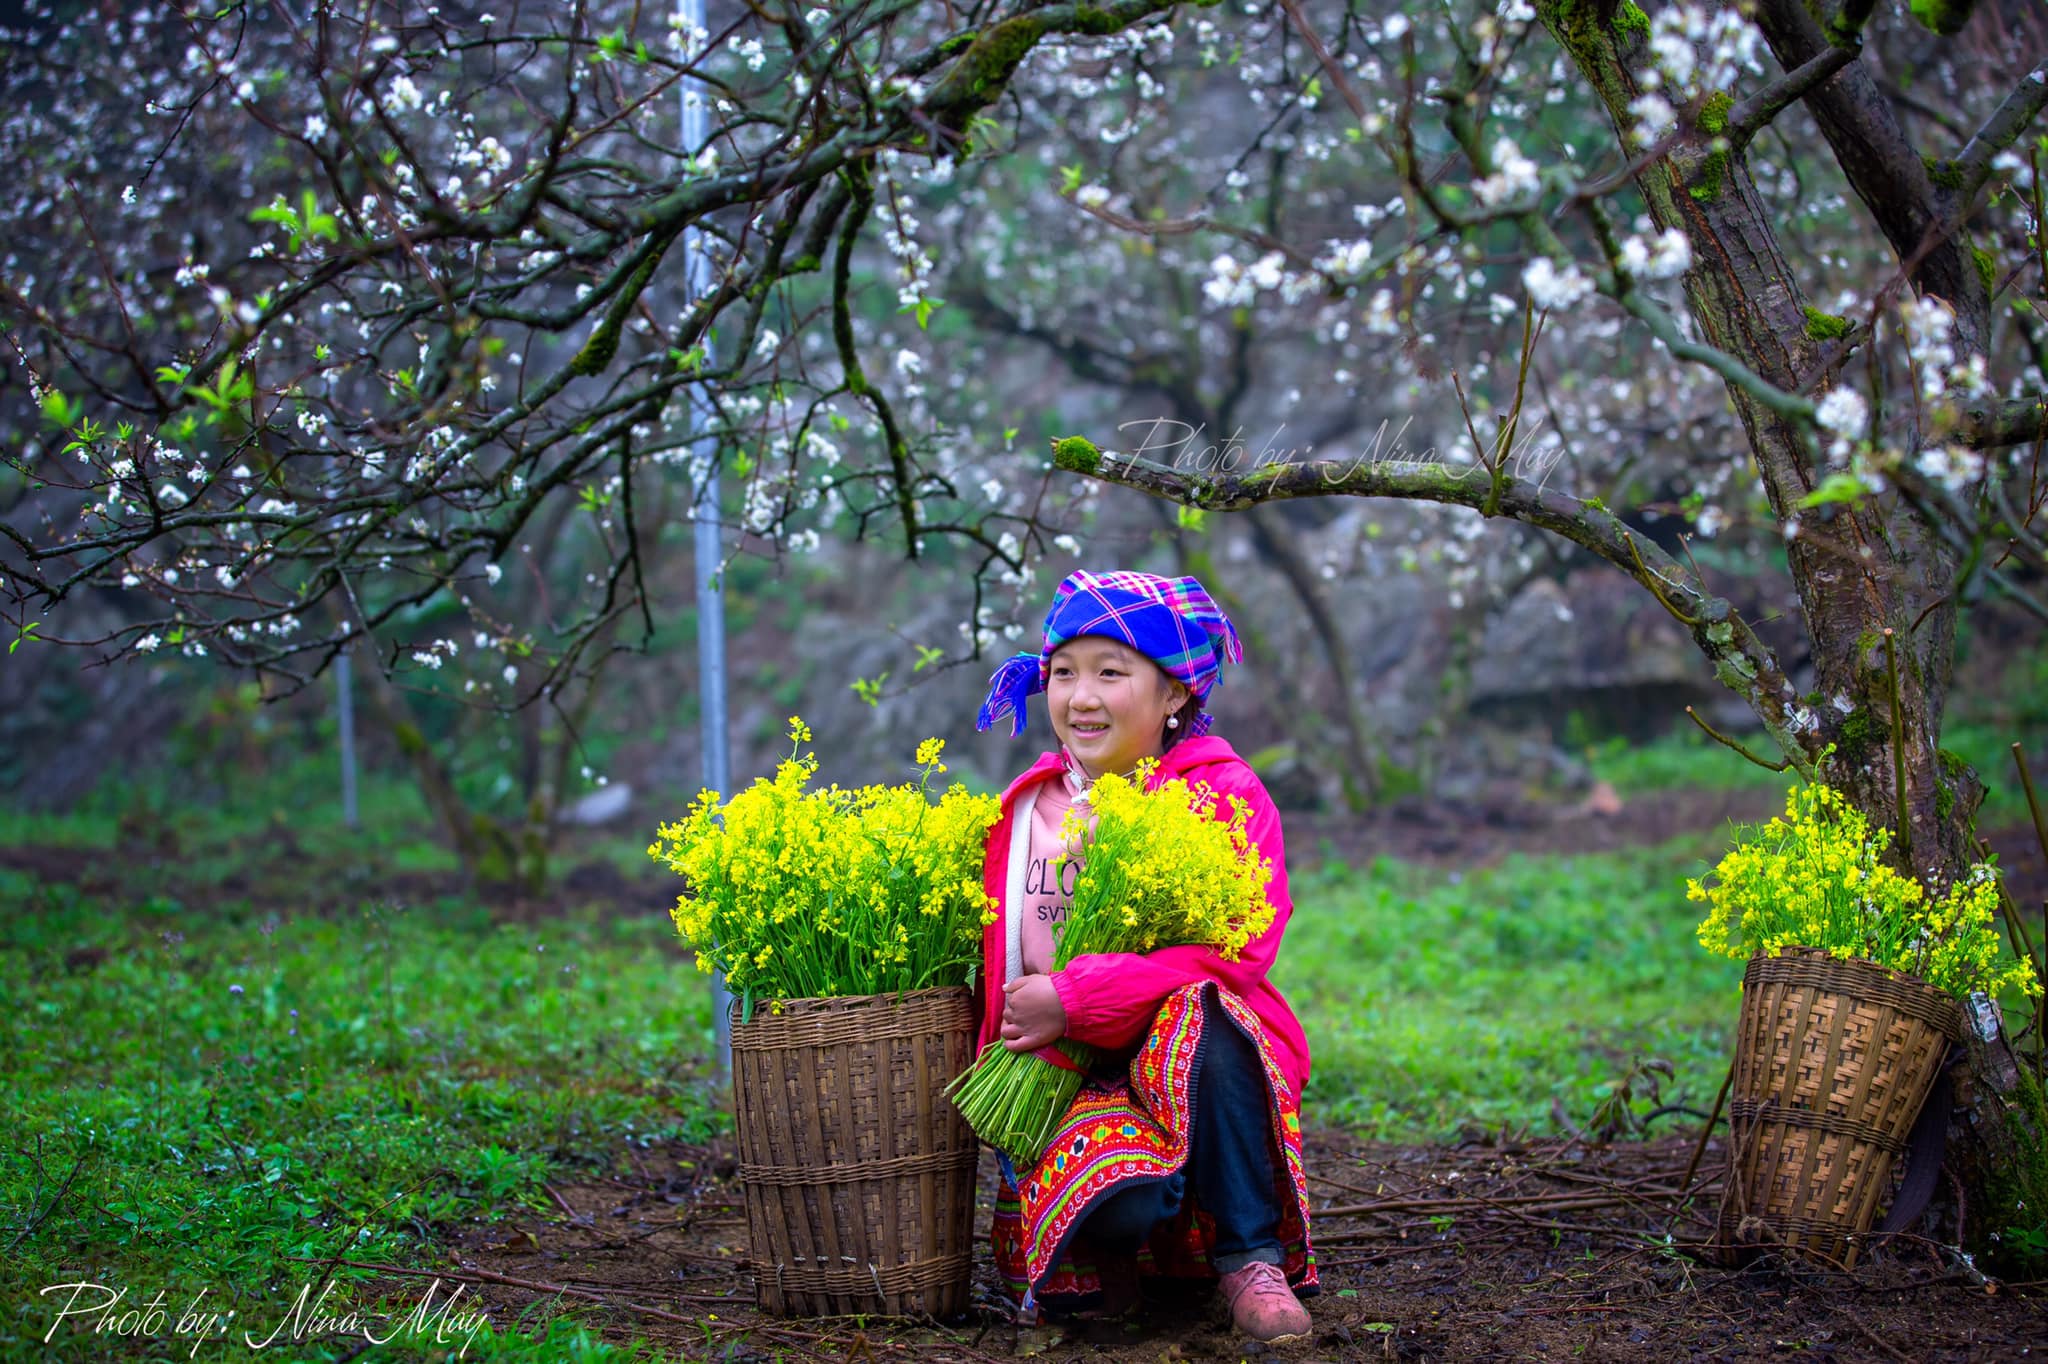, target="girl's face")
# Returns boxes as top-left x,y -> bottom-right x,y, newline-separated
1046,636 -> 1190,781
